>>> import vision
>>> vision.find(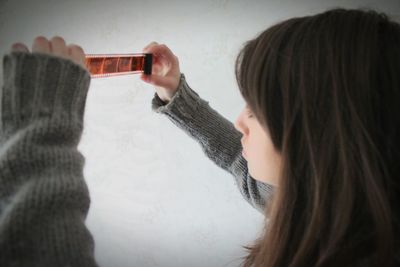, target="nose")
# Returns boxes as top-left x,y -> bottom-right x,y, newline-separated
234,110 -> 248,136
